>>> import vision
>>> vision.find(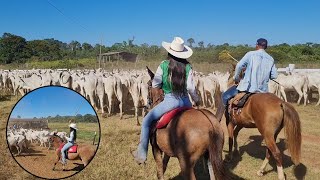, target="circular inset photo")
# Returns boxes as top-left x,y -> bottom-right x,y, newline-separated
6,86 -> 100,179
